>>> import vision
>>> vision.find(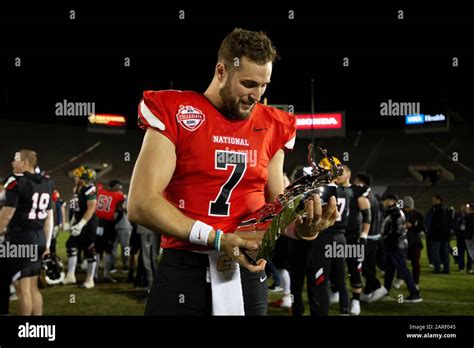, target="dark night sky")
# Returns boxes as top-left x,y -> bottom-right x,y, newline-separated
1,3 -> 473,131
